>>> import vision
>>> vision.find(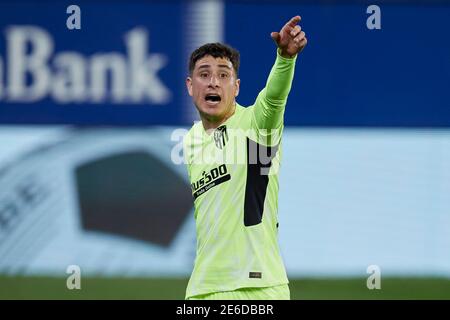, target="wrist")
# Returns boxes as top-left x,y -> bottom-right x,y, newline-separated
277,48 -> 297,60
